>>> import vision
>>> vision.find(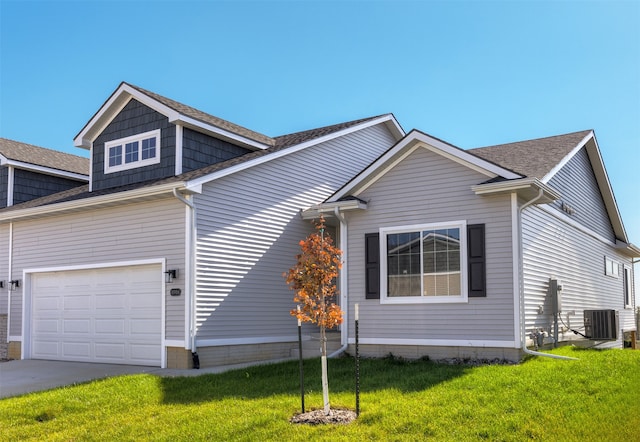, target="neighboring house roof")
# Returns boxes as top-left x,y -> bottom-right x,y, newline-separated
0,137 -> 89,178
468,130 -> 593,180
